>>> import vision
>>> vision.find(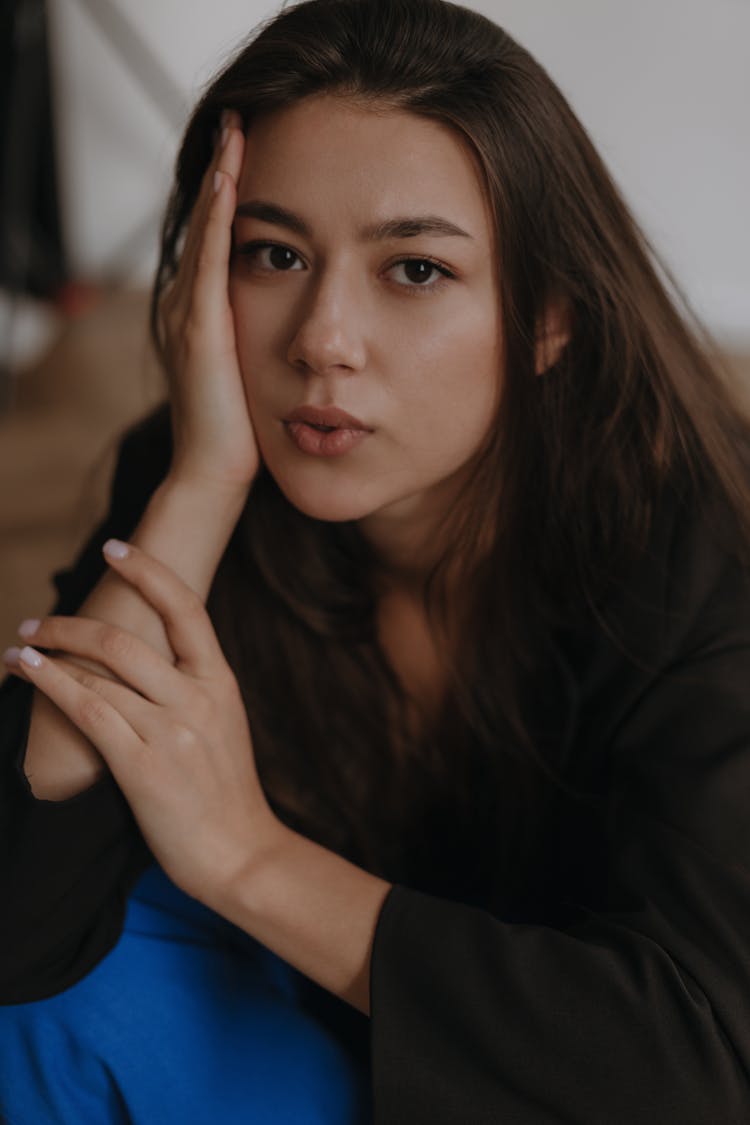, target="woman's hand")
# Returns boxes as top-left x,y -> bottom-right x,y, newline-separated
4,131 -> 261,805
159,111 -> 260,493
6,539 -> 282,909
5,539 -> 392,1012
